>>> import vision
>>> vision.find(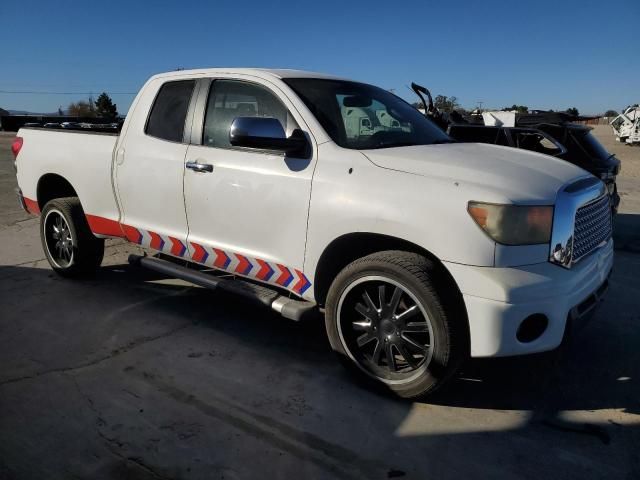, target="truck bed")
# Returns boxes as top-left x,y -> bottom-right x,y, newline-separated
15,127 -> 121,231
20,125 -> 120,136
